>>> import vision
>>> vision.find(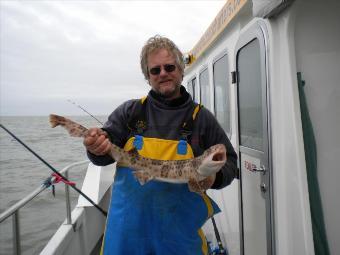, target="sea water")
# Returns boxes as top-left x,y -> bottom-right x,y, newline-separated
0,115 -> 107,255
